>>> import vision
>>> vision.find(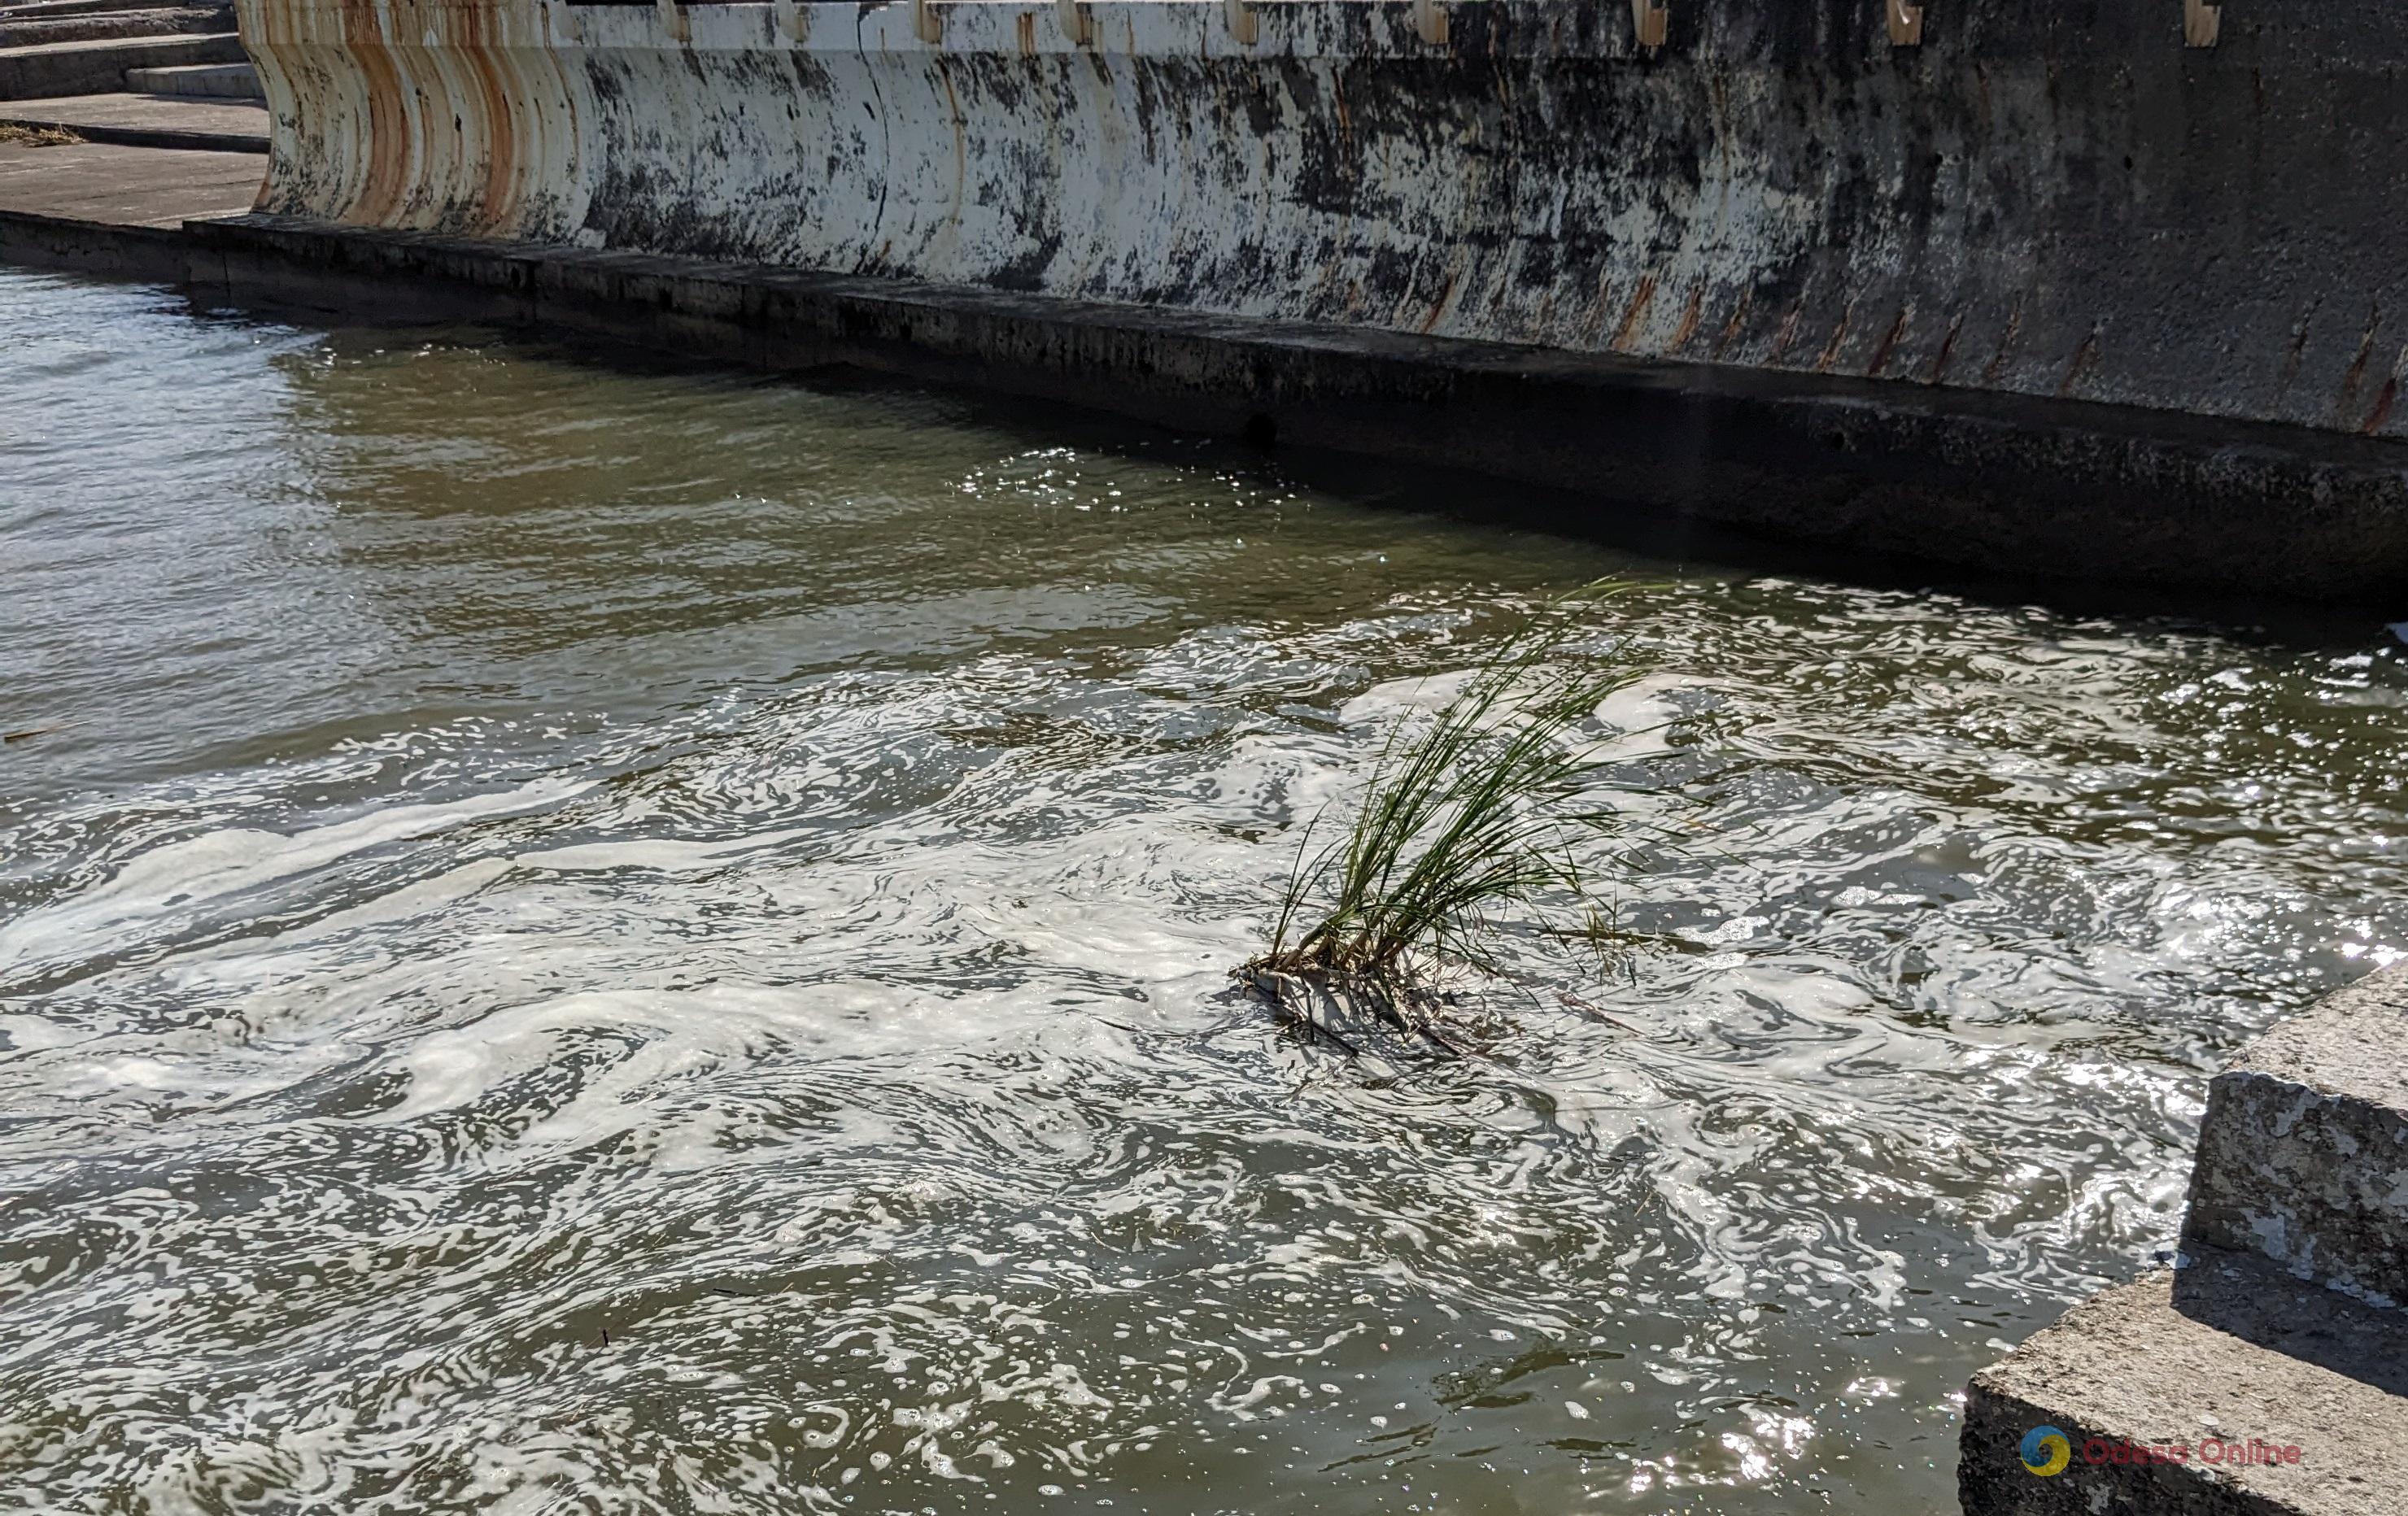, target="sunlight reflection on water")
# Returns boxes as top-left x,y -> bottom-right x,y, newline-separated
2,271 -> 2405,1514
